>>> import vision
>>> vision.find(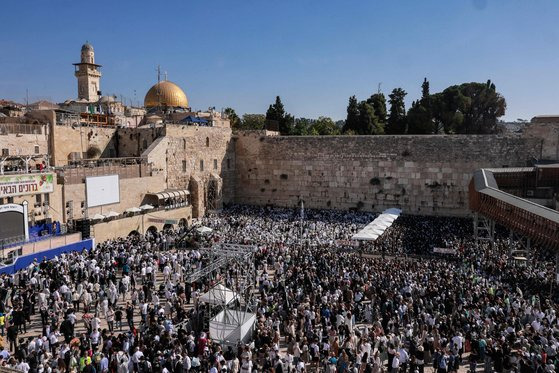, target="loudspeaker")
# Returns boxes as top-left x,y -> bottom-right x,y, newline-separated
75,219 -> 91,239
